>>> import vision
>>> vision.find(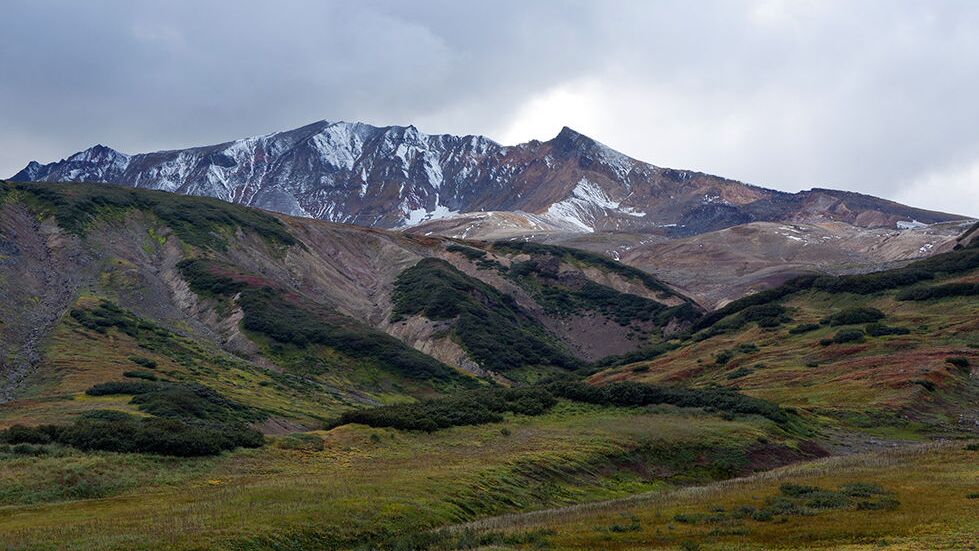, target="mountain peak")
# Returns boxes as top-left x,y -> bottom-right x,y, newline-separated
554,125 -> 588,141
9,119 -> 967,233
68,144 -> 127,163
